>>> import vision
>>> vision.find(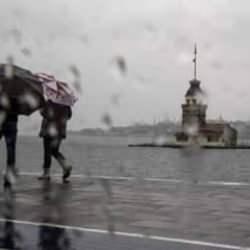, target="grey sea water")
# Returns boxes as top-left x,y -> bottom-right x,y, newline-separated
2,134 -> 250,183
